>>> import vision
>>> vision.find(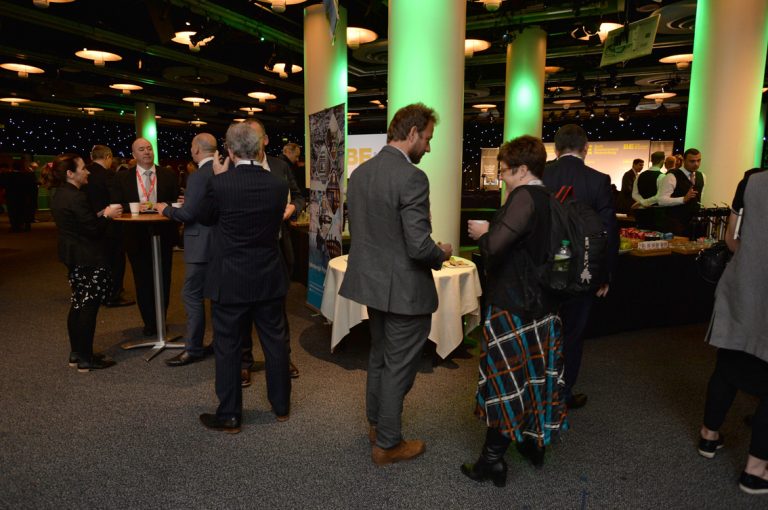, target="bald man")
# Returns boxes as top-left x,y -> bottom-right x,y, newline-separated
111,138 -> 179,336
158,134 -> 216,365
